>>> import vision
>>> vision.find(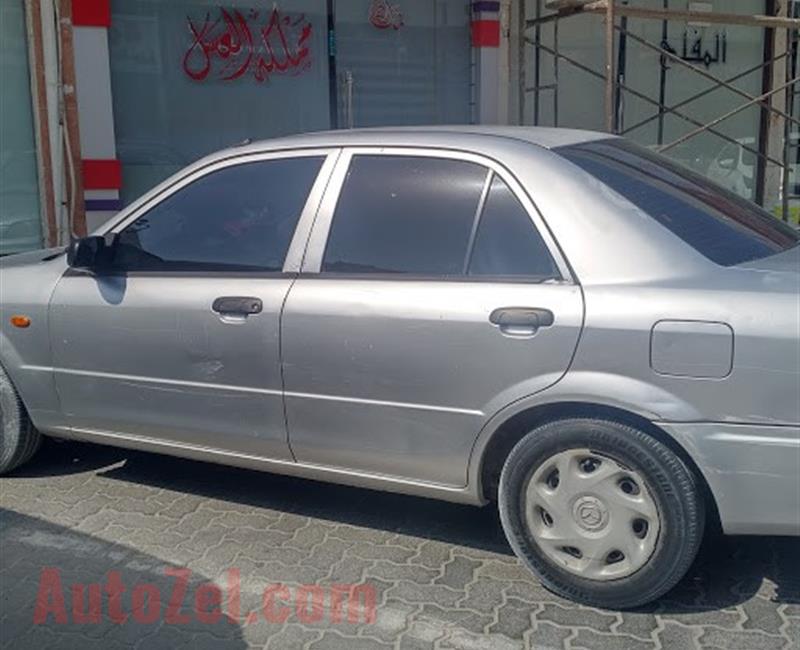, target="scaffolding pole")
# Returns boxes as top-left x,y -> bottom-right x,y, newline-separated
542,1 -> 800,30
604,0 -> 615,133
